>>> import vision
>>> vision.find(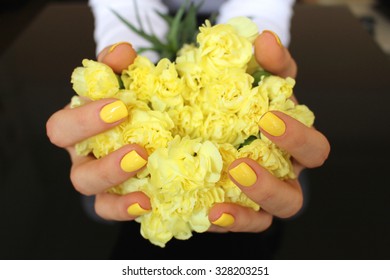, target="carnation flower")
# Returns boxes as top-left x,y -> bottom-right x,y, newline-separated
71,59 -> 119,100
121,108 -> 174,155
70,15 -> 315,247
148,58 -> 185,112
197,20 -> 253,76
121,56 -> 155,102
227,16 -> 260,44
